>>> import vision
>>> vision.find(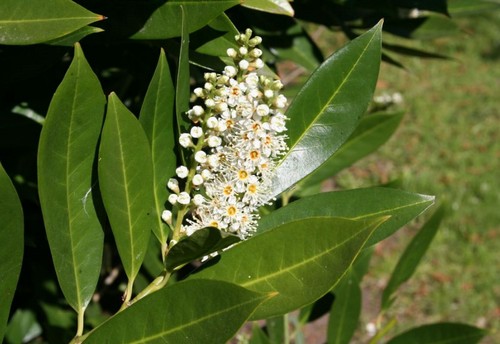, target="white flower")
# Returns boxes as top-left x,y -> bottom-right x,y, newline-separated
226,48 -> 237,58
207,136 -> 222,147
190,126 -> 203,138
192,105 -> 204,116
256,104 -> 270,117
192,194 -> 205,206
176,166 -> 189,179
179,133 -> 193,148
178,192 -> 191,205
206,117 -> 218,128
239,59 -> 249,70
224,66 -> 237,77
192,174 -> 204,186
195,151 -> 207,164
